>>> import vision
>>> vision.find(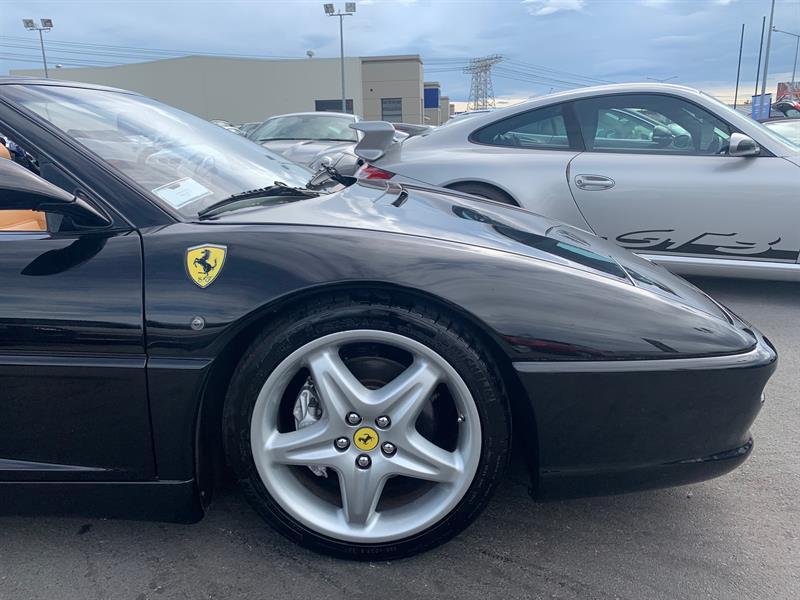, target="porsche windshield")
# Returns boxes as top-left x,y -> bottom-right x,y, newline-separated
4,84 -> 315,217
